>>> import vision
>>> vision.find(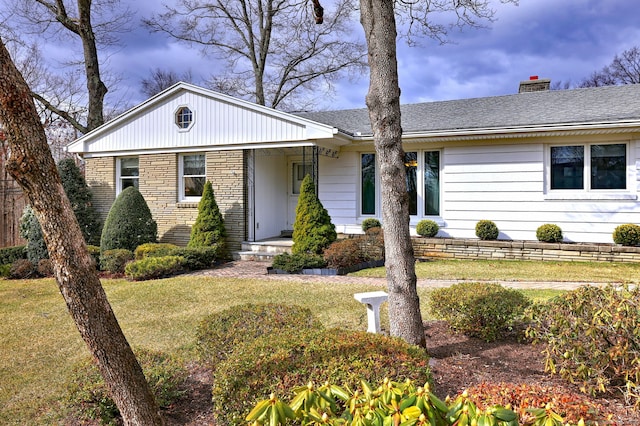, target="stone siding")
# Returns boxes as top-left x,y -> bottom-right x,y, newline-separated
412,237 -> 640,263
85,157 -> 115,222
86,151 -> 246,251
